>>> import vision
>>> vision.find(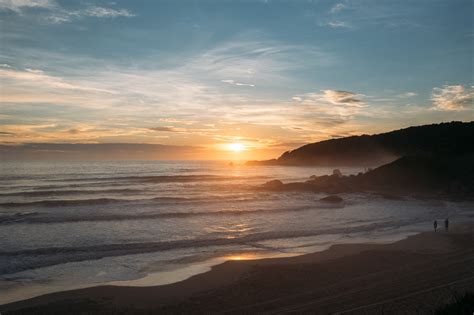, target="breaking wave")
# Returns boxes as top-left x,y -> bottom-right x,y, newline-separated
0,197 -> 193,208
0,219 -> 417,275
0,205 -> 317,225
